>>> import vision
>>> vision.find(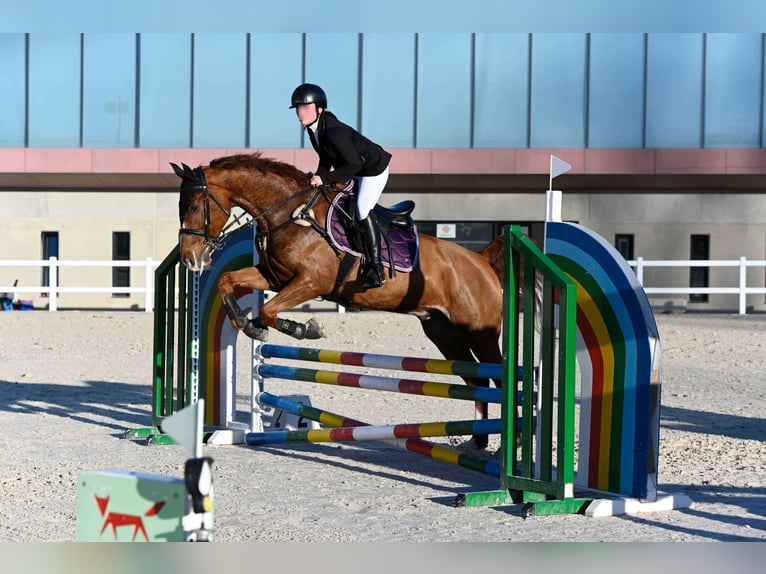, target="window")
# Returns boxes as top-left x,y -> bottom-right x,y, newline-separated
28,34 -> 81,147
192,33 -> 247,147
82,34 -> 136,147
646,34 -> 703,148
0,34 -> 26,146
249,34 -> 303,147
416,33 -> 472,147
530,33 -> 587,148
474,33 -> 530,148
704,33 -> 762,148
689,234 -> 709,303
41,231 -> 59,297
589,34 -> 645,148
362,34 -> 416,148
305,34 -> 360,130
139,33 -> 192,147
112,232 -> 130,297
416,221 -> 495,252
614,234 -> 634,261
